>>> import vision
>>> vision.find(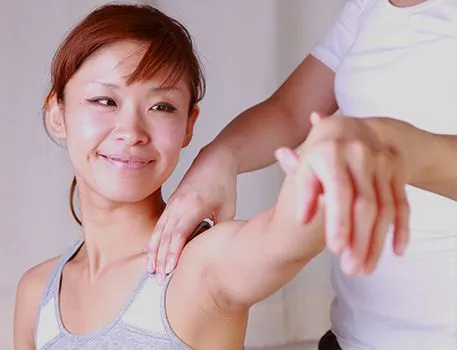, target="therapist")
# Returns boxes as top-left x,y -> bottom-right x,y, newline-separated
148,0 -> 457,349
